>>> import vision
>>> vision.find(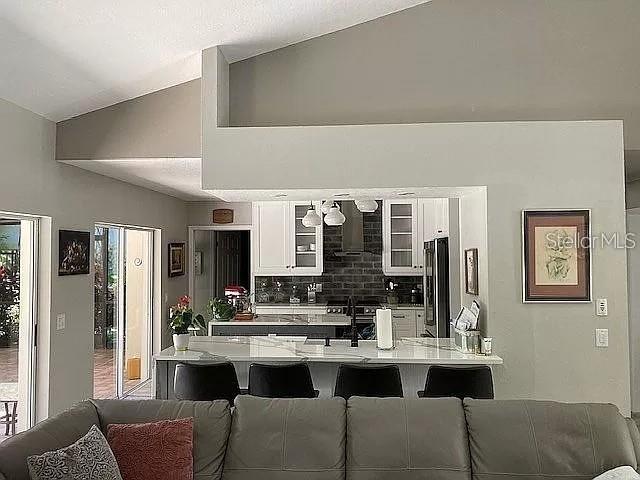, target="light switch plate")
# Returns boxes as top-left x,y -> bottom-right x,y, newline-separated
595,328 -> 609,347
596,298 -> 608,316
56,314 -> 66,331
